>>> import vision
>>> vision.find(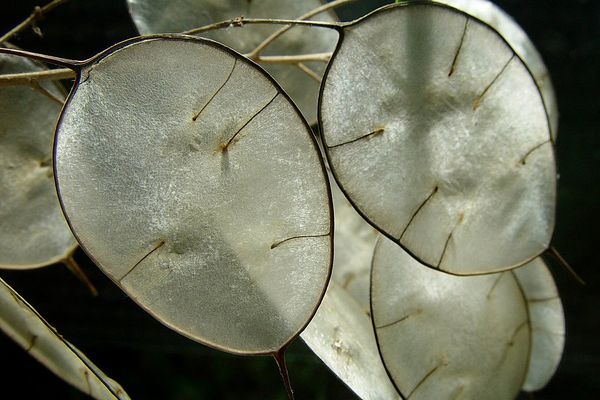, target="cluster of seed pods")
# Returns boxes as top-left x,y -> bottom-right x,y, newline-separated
0,0 -> 565,399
